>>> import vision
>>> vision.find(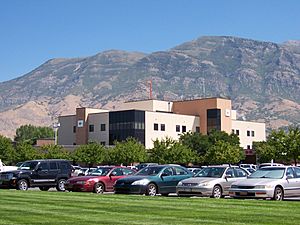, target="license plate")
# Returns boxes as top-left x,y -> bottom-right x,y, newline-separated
240,191 -> 248,196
